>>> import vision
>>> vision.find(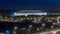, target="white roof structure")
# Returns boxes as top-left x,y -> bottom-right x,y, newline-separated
14,10 -> 47,16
